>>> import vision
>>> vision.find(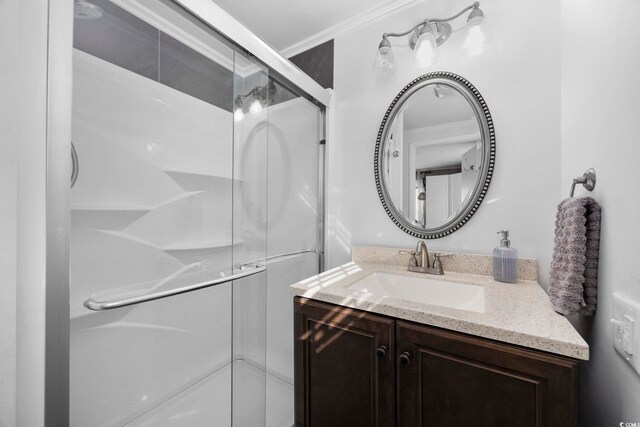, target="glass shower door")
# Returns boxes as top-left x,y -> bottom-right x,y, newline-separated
69,1 -> 266,425
231,54 -> 270,427
265,81 -> 323,427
